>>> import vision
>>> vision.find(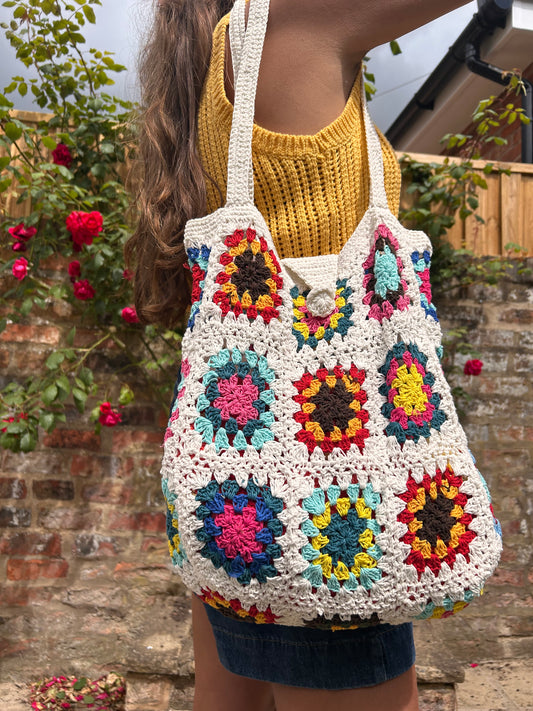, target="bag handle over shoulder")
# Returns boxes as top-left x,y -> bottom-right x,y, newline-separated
226,0 -> 389,213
